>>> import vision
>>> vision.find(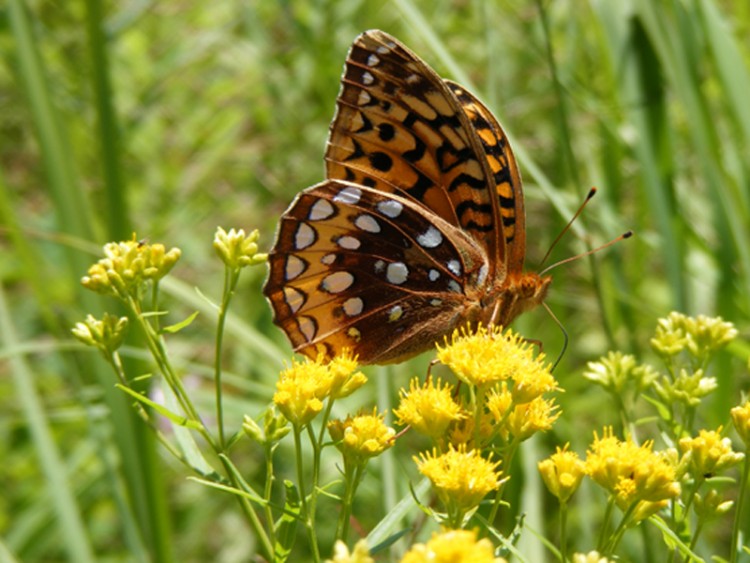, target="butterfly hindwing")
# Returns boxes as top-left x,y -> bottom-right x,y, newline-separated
264,179 -> 489,363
